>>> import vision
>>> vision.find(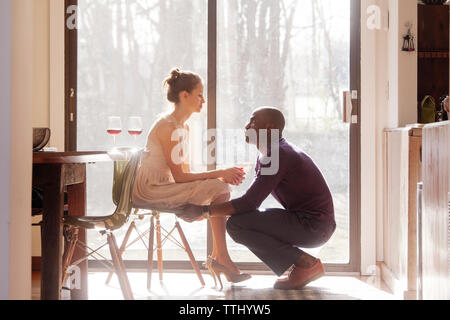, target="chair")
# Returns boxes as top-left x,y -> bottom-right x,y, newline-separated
104,191 -> 205,291
61,150 -> 142,300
